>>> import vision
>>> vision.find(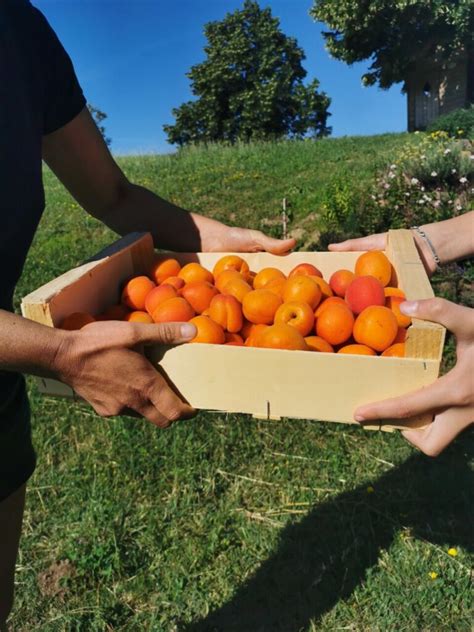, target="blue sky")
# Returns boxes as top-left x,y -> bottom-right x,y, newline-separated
35,0 -> 407,155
